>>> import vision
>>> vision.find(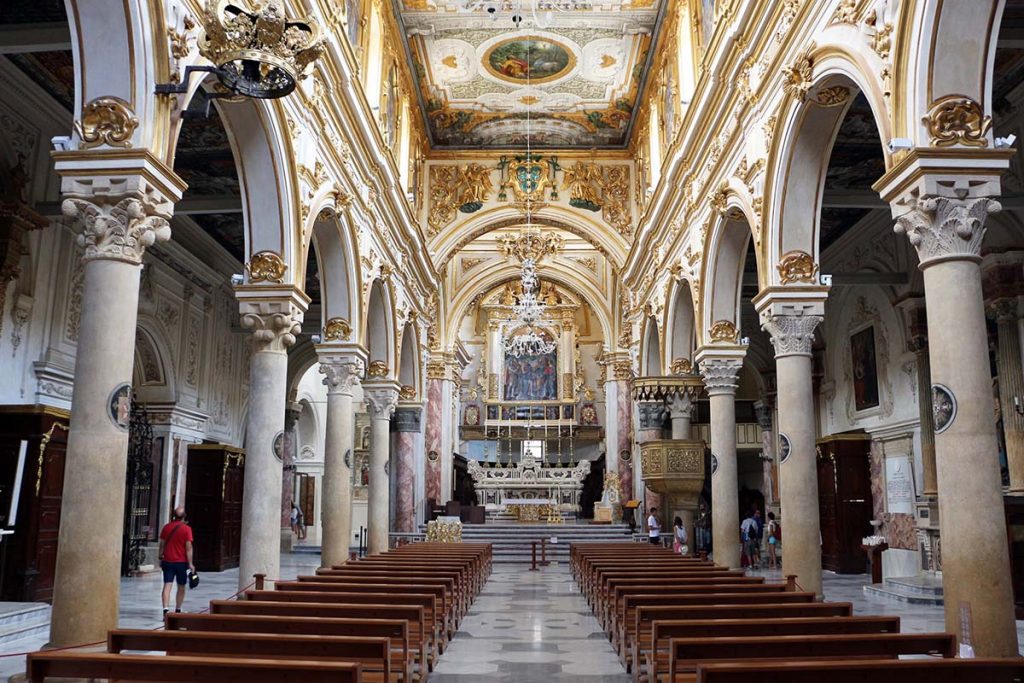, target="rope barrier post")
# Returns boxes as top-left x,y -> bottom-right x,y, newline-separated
253,573 -> 265,591
786,574 -> 798,592
529,540 -> 538,571
540,537 -> 549,566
